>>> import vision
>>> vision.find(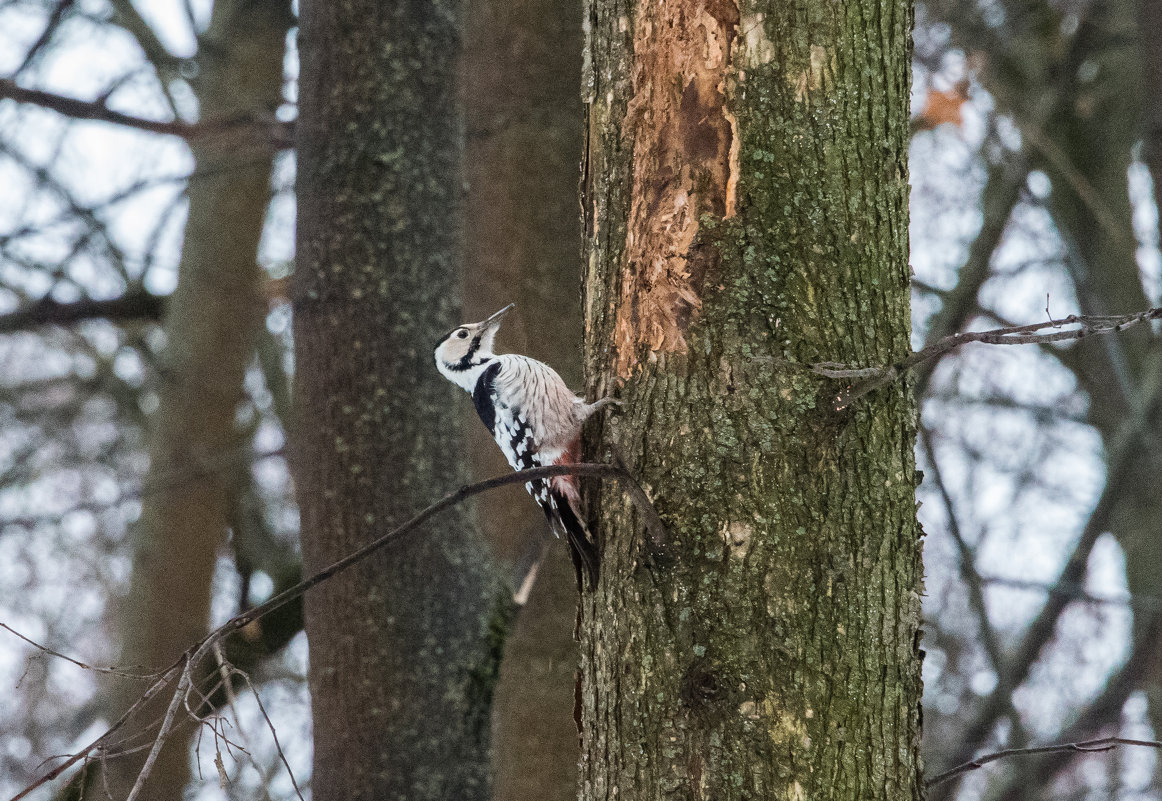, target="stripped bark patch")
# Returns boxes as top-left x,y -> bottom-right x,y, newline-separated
613,0 -> 739,376
737,11 -> 775,68
791,44 -> 834,102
